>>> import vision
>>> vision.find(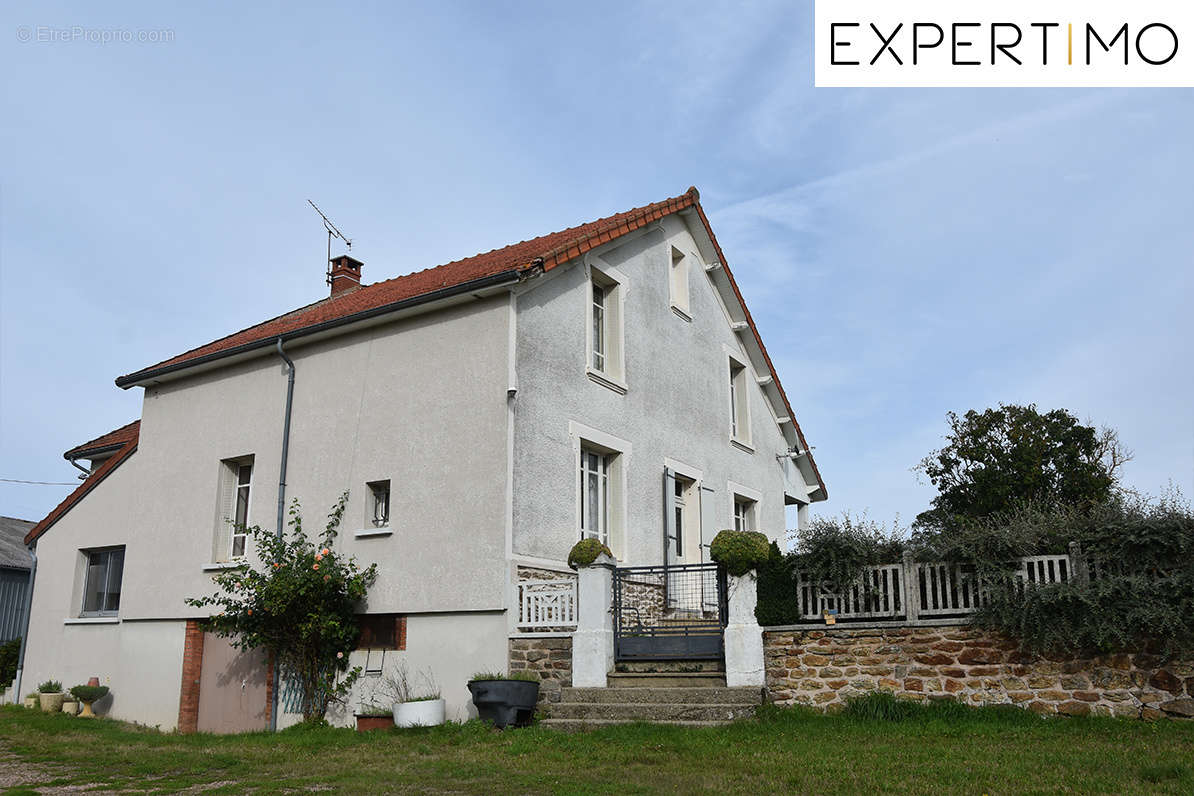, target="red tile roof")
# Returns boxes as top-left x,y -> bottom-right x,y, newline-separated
116,189 -> 703,387
26,421 -> 140,545
111,186 -> 825,499
63,419 -> 141,460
